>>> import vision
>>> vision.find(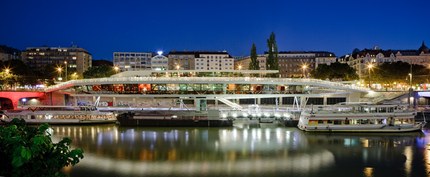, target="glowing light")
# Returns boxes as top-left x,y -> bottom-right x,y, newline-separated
242,112 -> 249,117
231,113 -> 238,118
363,167 -> 374,177
157,51 -> 163,55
